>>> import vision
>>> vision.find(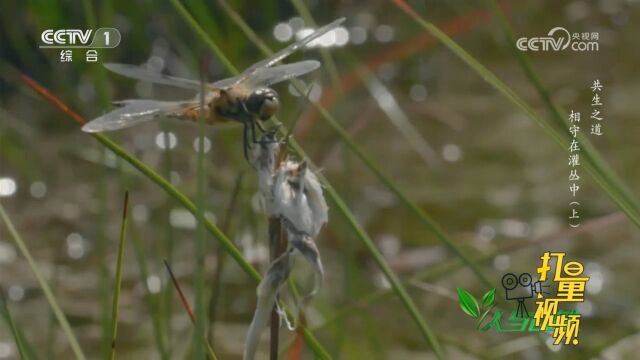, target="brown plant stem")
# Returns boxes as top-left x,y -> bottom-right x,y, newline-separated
269,143 -> 289,360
